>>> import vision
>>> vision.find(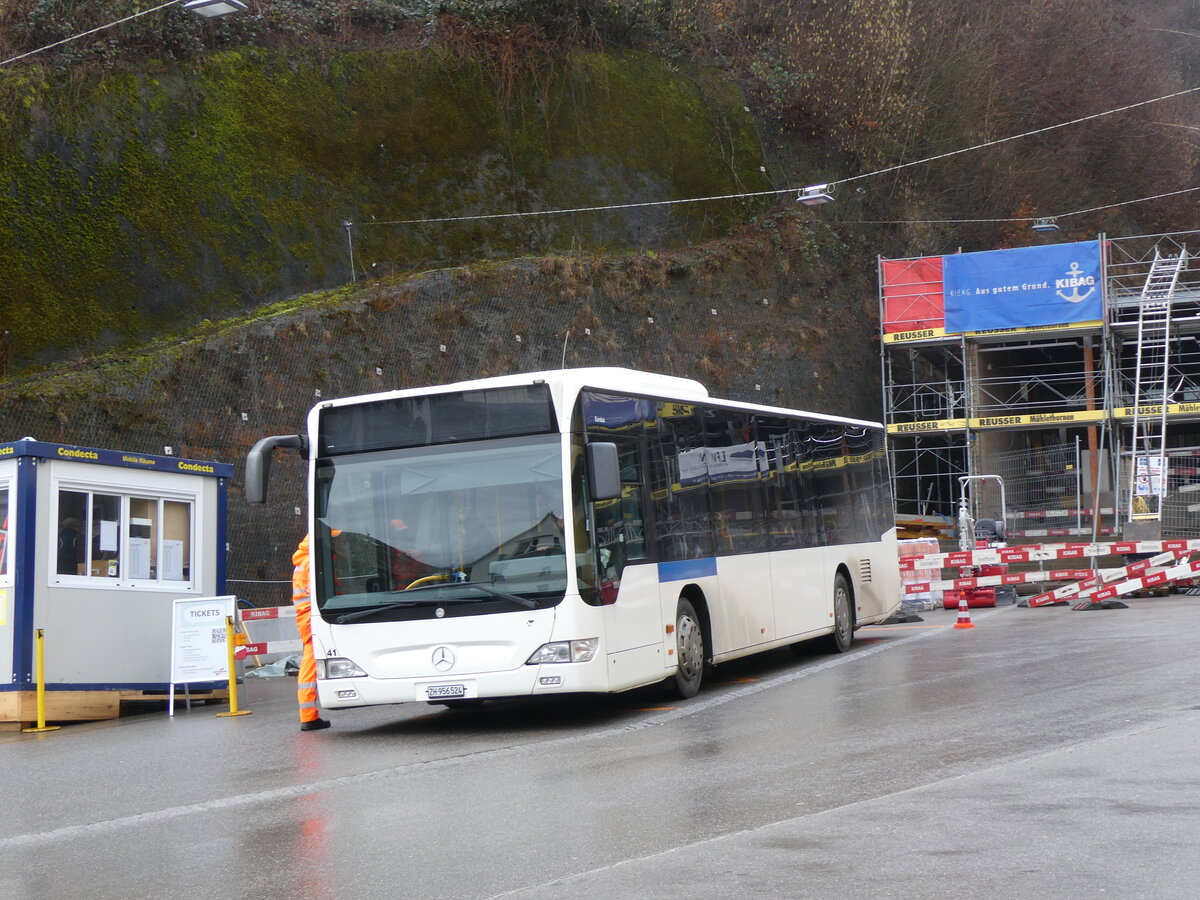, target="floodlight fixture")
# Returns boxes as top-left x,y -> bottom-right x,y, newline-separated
184,0 -> 249,17
797,184 -> 834,206
1031,217 -> 1060,233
